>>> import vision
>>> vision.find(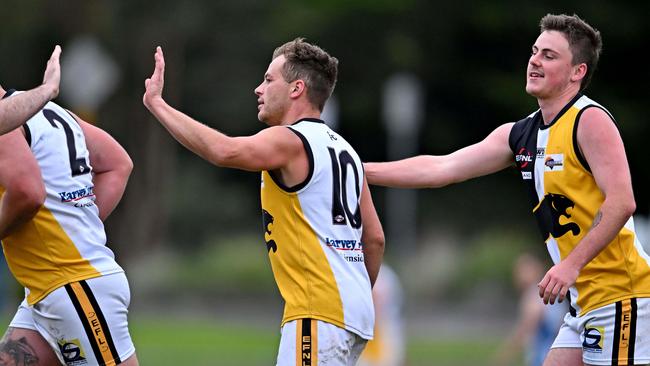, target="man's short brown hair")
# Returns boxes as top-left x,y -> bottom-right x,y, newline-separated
273,38 -> 338,111
540,14 -> 603,91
